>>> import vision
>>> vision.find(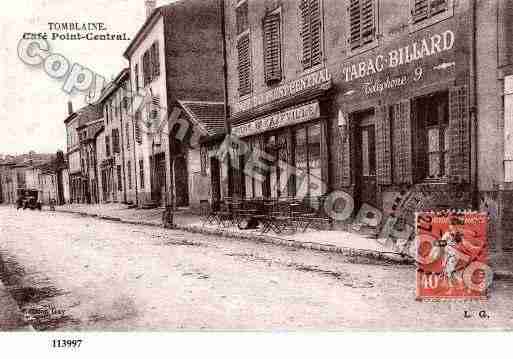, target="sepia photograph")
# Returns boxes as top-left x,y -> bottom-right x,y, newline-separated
1,0 -> 512,355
